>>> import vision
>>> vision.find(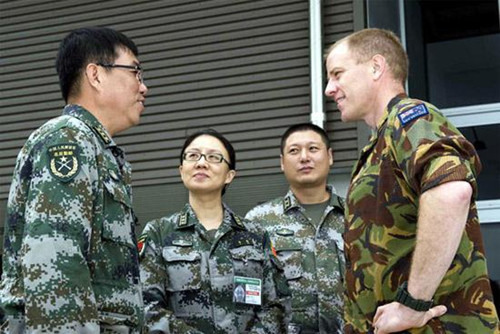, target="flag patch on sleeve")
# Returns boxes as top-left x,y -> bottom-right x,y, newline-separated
397,104 -> 429,126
